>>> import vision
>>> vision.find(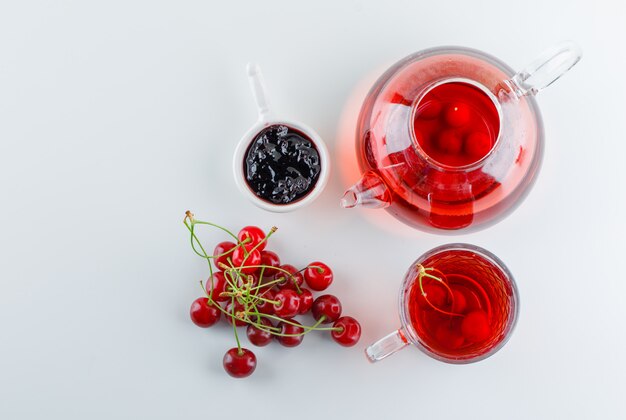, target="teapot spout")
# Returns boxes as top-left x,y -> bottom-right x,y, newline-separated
341,171 -> 391,209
